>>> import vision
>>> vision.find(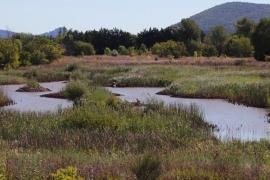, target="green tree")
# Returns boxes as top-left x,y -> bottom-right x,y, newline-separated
235,18 -> 256,38
0,39 -> 20,69
206,26 -> 228,56
180,19 -> 201,43
152,40 -> 187,58
225,36 -> 254,57
252,18 -> 270,61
